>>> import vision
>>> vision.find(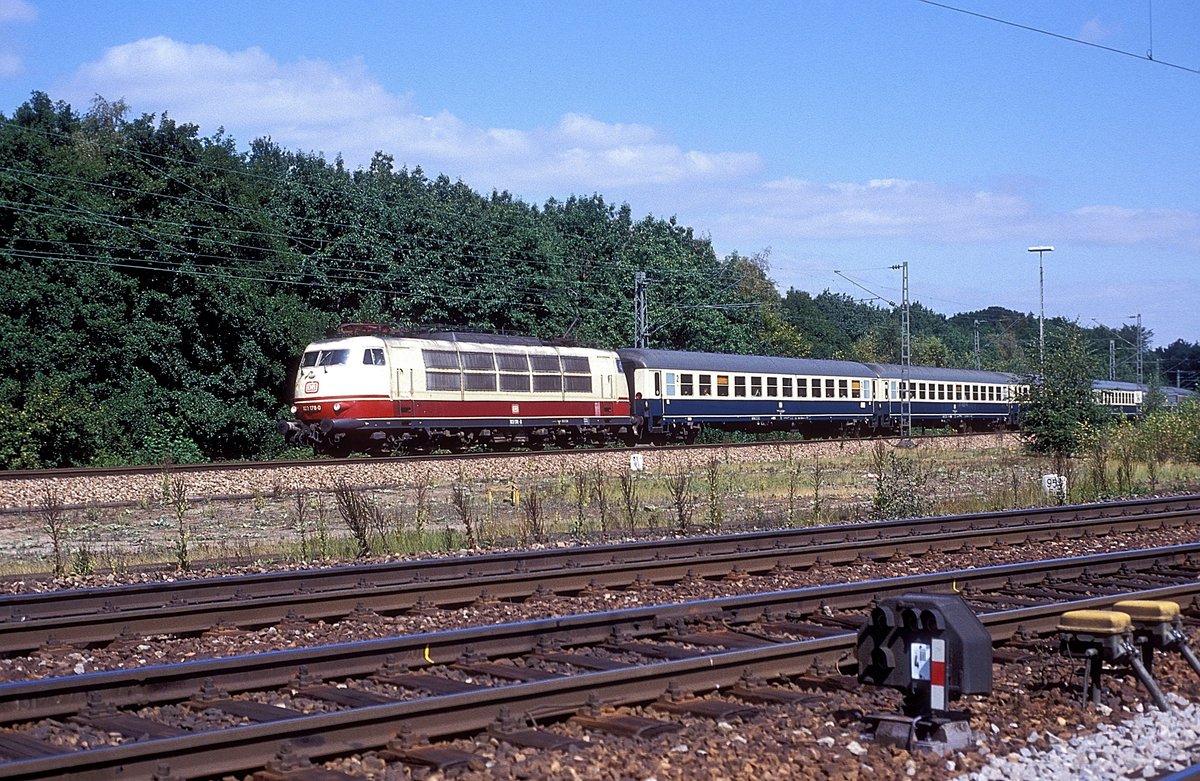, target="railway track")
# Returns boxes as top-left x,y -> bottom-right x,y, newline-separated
1,543 -> 1198,780
0,431 -> 991,487
1,495 -> 1196,654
